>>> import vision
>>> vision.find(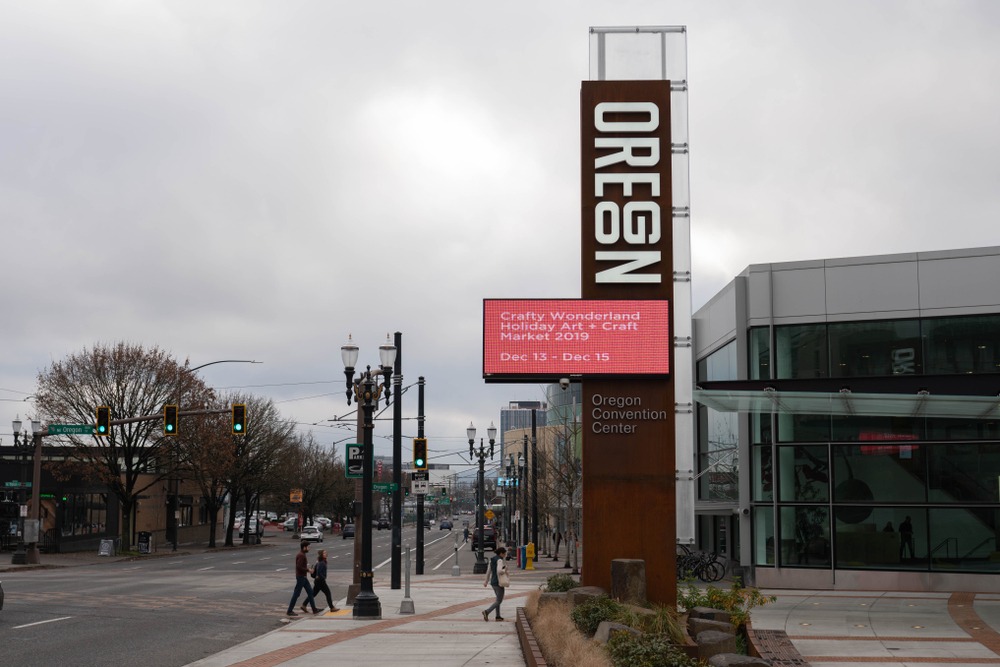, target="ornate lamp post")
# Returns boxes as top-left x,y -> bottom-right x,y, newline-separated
11,416 -> 42,564
468,421 -> 496,574
342,334 -> 396,619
